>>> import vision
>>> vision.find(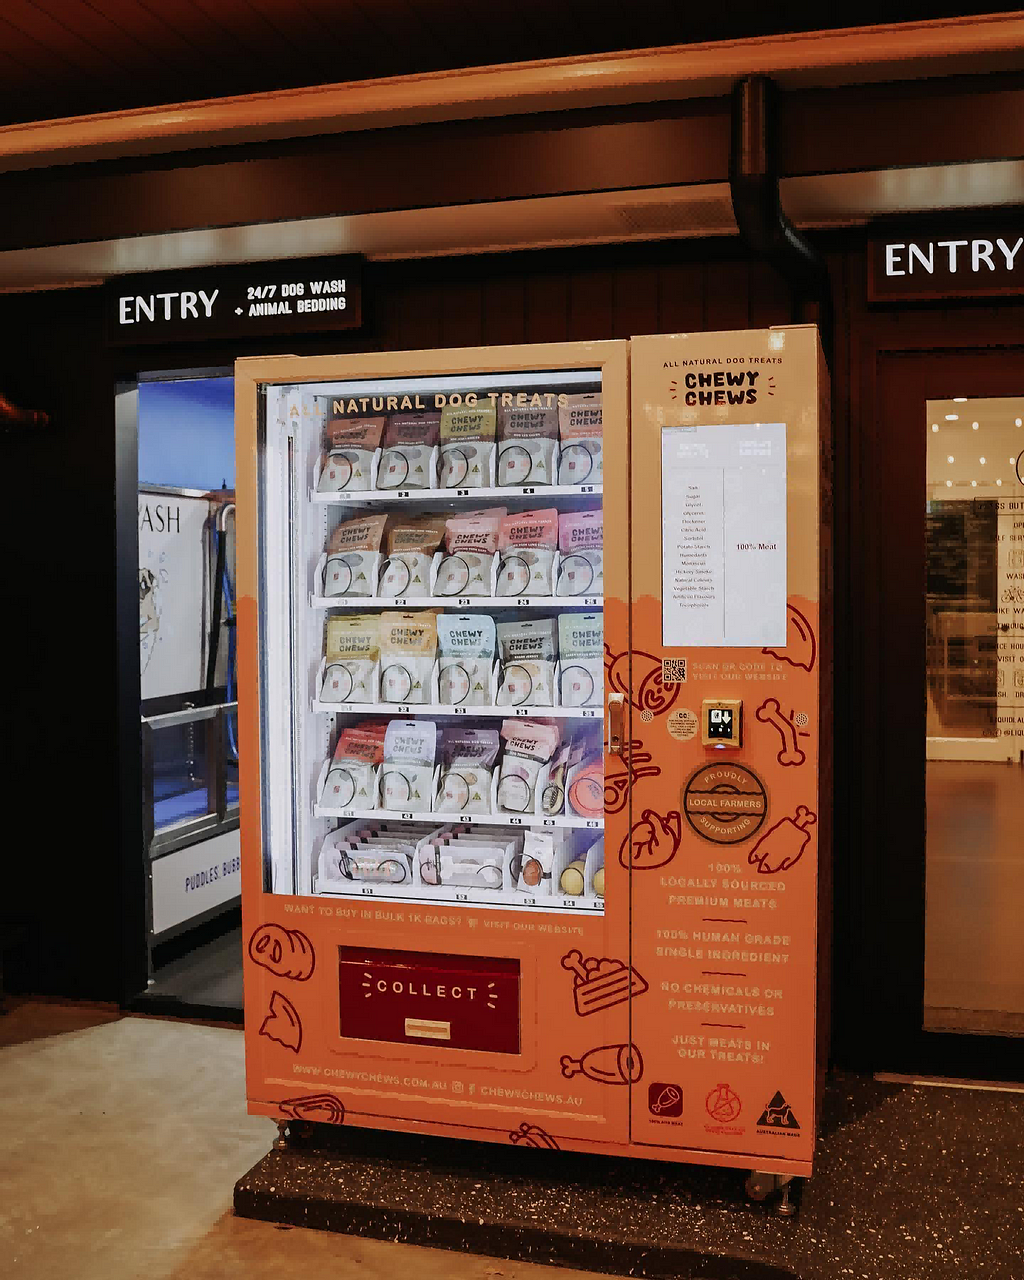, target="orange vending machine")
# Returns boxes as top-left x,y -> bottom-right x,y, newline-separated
236,328 -> 829,1185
